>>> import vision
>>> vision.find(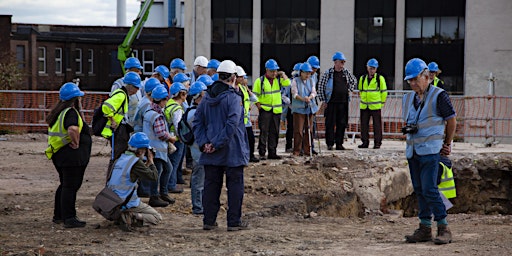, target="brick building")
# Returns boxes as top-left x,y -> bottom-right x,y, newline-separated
0,15 -> 184,91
